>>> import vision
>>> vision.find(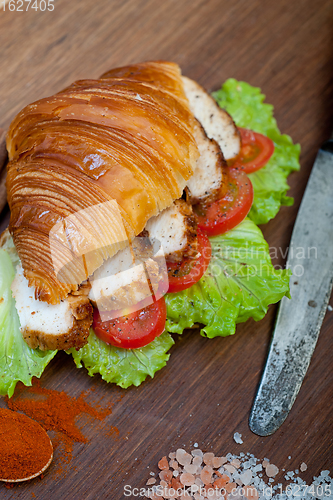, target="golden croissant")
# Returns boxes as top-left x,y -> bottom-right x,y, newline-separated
6,61 -> 199,304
